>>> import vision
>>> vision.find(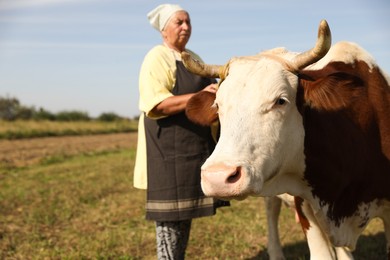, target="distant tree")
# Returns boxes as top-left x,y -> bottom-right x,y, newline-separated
16,106 -> 35,120
0,95 -> 34,120
56,110 -> 90,121
97,112 -> 122,122
33,107 -> 56,121
0,96 -> 18,120
0,95 -> 121,122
